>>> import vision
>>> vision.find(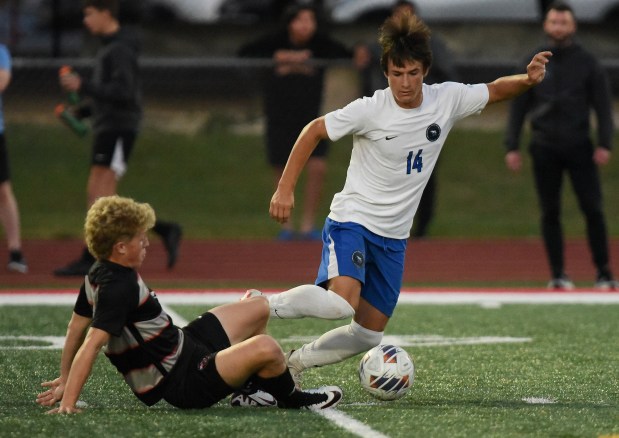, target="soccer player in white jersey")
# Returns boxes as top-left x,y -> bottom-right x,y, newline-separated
264,11 -> 551,387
